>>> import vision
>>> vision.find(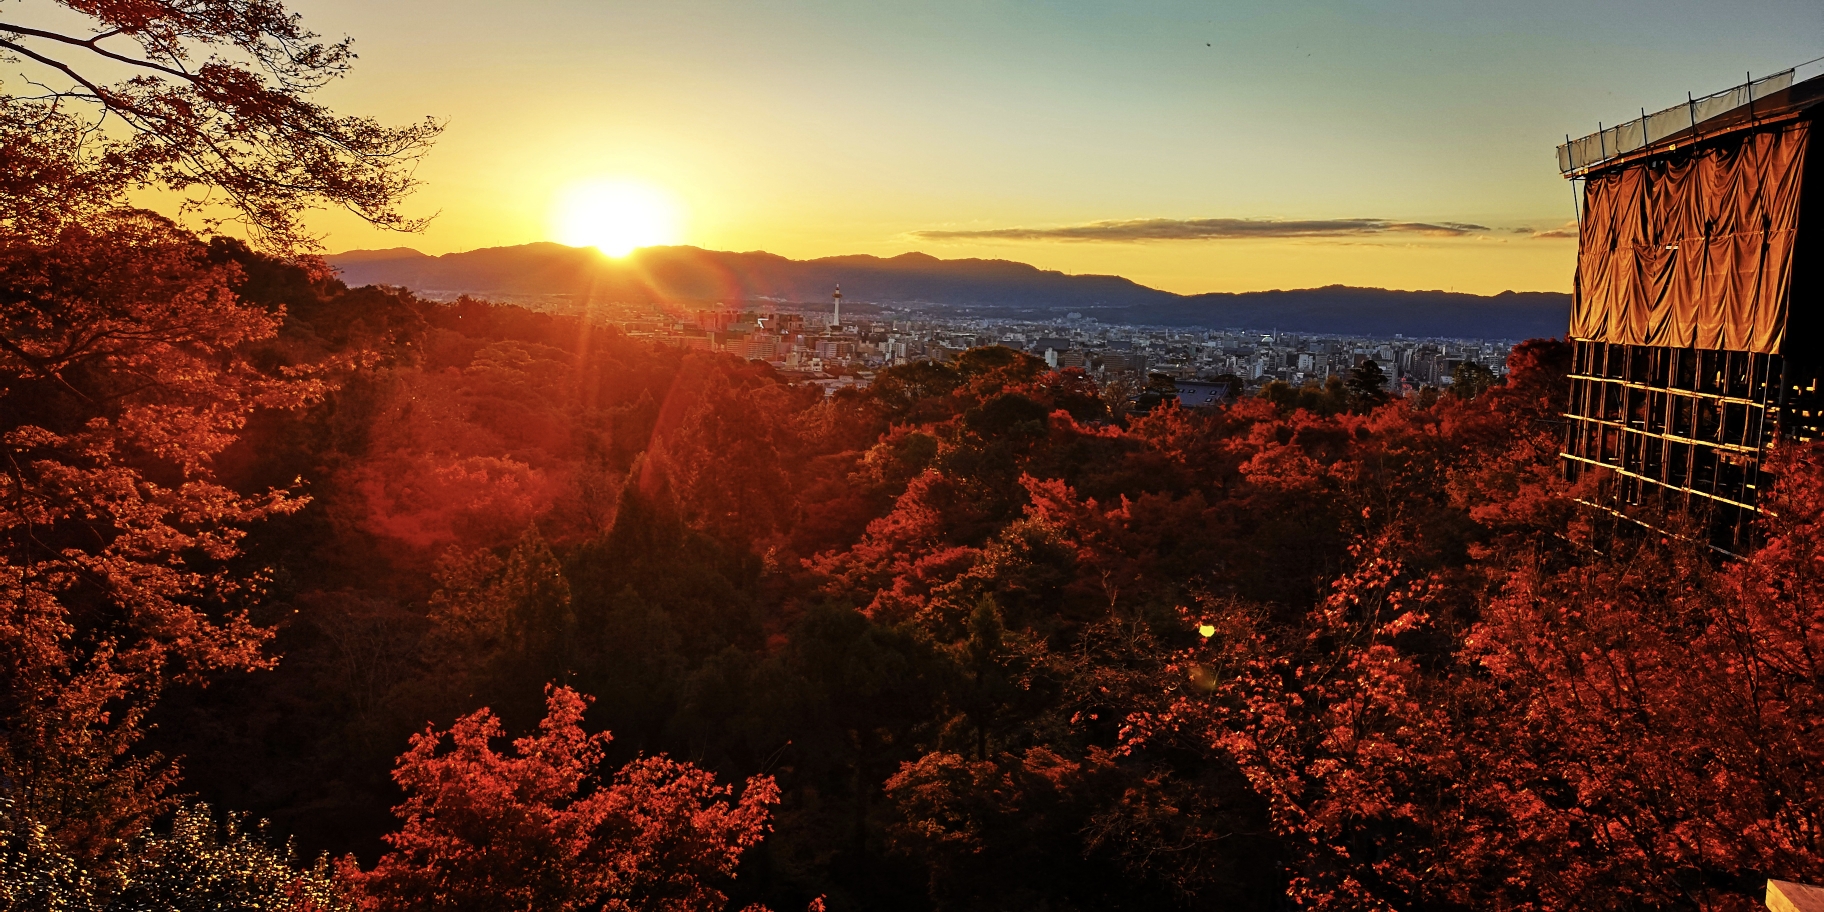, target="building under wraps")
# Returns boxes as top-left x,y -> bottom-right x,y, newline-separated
1558,60 -> 1824,553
